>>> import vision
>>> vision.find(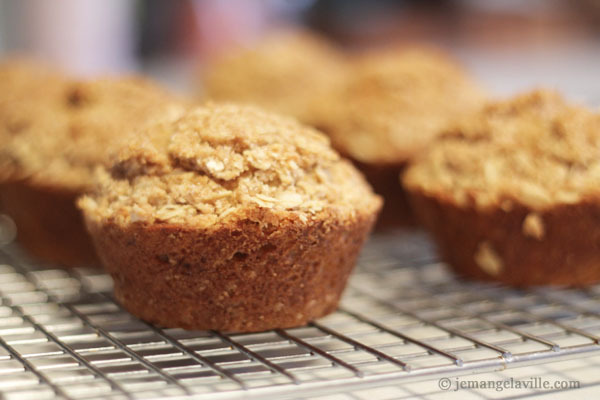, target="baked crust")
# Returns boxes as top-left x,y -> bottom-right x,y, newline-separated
0,181 -> 97,266
85,208 -> 377,332
409,189 -> 600,287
